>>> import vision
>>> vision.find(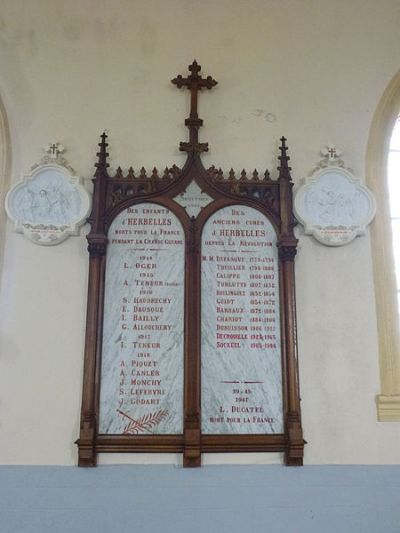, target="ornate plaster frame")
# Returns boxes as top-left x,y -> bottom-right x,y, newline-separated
6,158 -> 91,246
294,165 -> 376,246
